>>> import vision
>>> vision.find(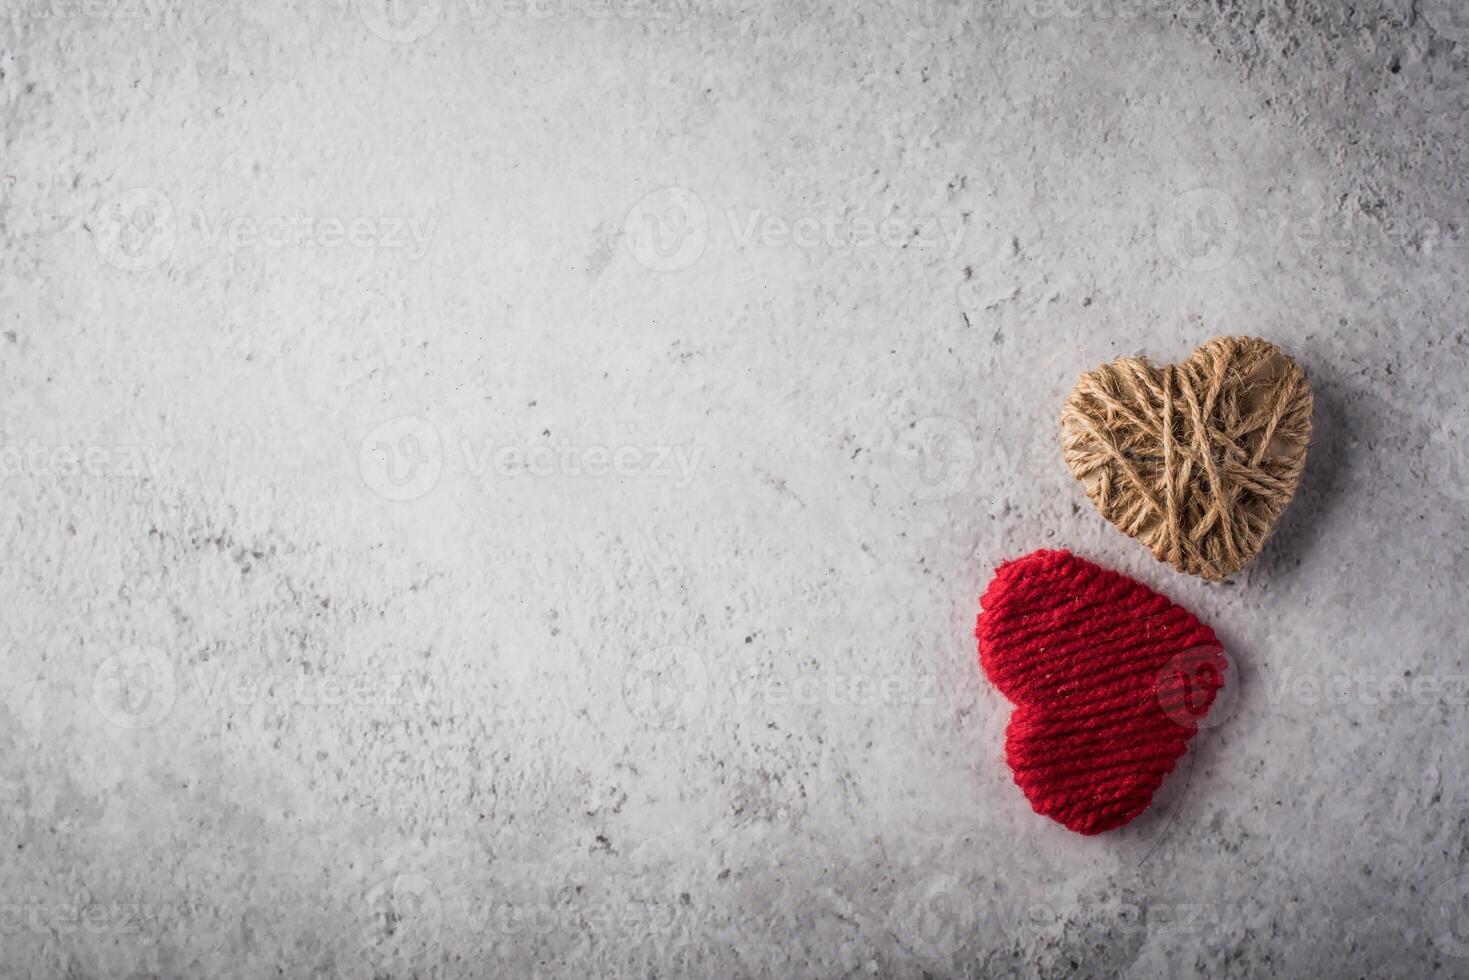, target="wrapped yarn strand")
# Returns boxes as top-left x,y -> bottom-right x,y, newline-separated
1060,336 -> 1312,581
